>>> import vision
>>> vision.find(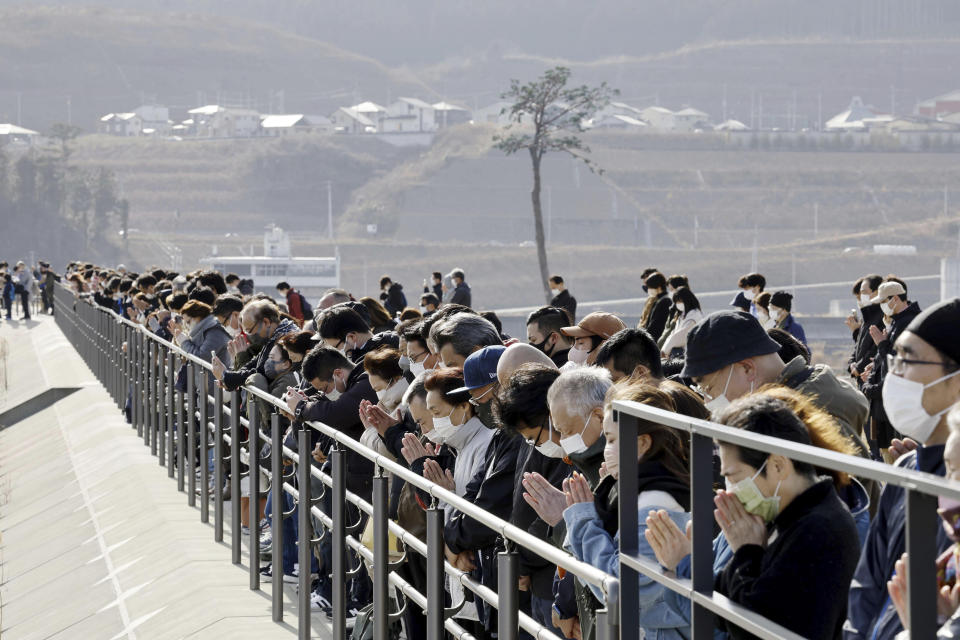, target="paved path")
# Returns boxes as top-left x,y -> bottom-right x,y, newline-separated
0,315 -> 330,639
